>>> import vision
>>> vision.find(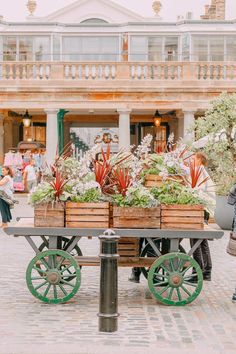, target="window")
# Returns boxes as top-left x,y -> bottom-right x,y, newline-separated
182,33 -> 190,61
130,36 -> 179,62
19,37 -> 33,61
209,36 -> 224,61
34,37 -> 50,61
53,35 -> 61,61
226,36 -> 236,61
164,36 -> 178,61
19,36 -> 50,61
62,36 -> 119,61
148,37 -> 162,61
80,18 -> 108,24
129,36 -> 148,61
3,36 -> 17,61
192,35 -> 225,61
192,36 -> 208,61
